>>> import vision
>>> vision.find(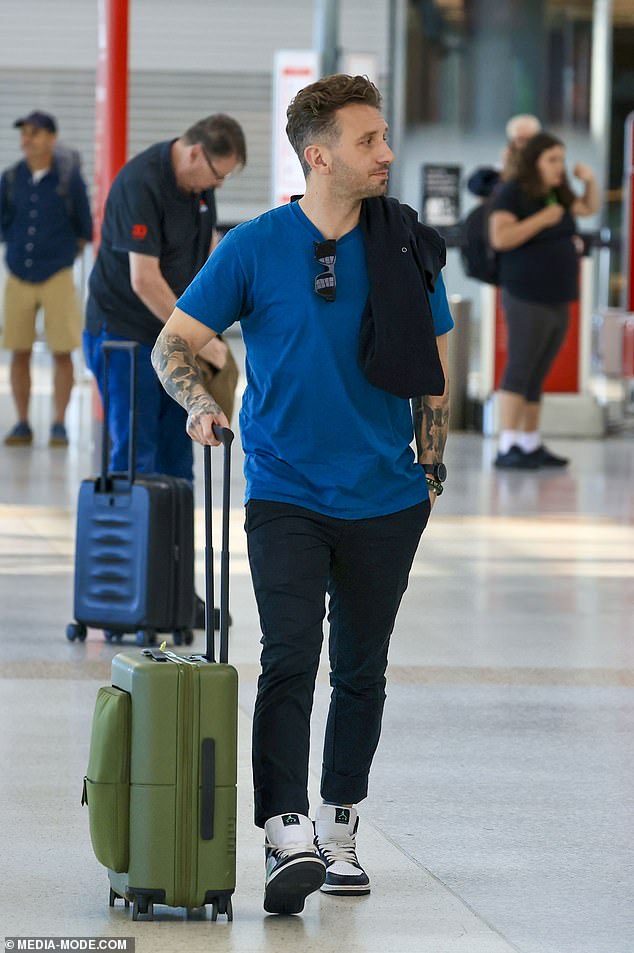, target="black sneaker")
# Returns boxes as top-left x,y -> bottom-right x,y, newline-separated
314,804 -> 371,896
263,814 -> 326,915
525,445 -> 569,468
494,444 -> 540,470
